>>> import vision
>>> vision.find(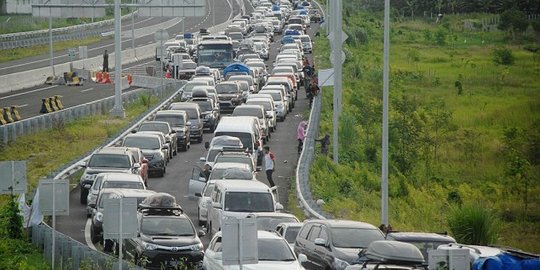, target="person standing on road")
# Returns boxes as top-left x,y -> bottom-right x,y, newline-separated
297,121 -> 307,154
263,146 -> 276,187
102,50 -> 109,72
